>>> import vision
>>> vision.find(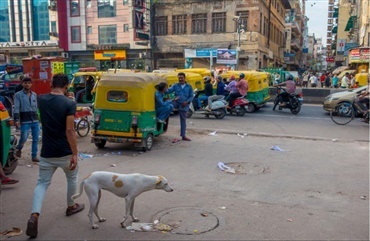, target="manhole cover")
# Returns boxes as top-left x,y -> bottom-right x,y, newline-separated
224,162 -> 270,175
152,207 -> 219,235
